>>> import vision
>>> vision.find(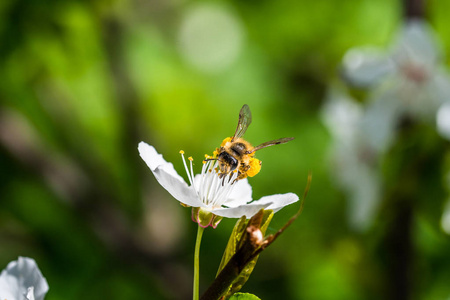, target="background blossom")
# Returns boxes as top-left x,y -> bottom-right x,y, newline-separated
0,257 -> 48,300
